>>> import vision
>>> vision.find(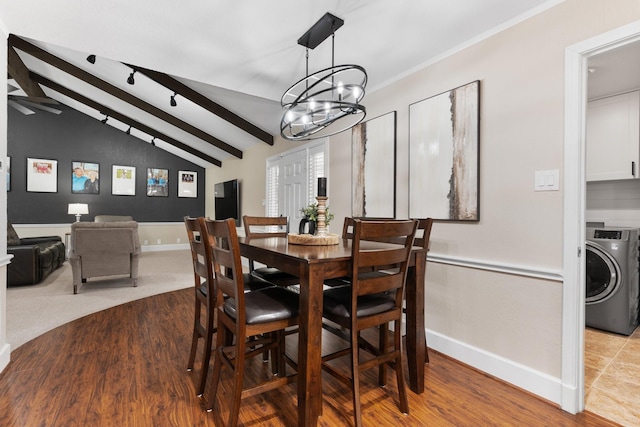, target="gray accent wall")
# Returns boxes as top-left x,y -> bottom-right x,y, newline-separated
7,104 -> 205,223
